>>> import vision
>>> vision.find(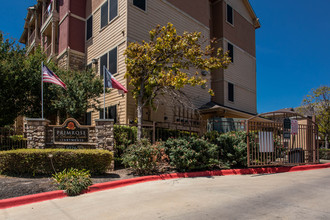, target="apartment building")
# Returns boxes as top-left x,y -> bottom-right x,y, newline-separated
20,0 -> 260,127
